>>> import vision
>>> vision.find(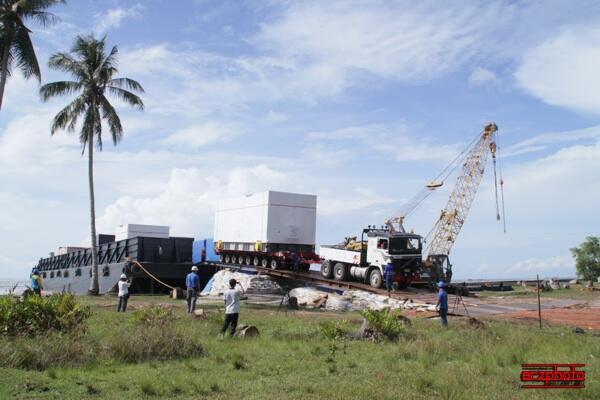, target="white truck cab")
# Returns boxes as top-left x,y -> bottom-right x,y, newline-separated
320,227 -> 423,288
